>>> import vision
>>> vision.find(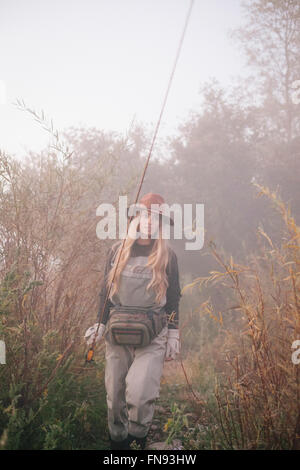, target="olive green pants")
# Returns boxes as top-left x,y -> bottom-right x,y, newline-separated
104,325 -> 168,441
